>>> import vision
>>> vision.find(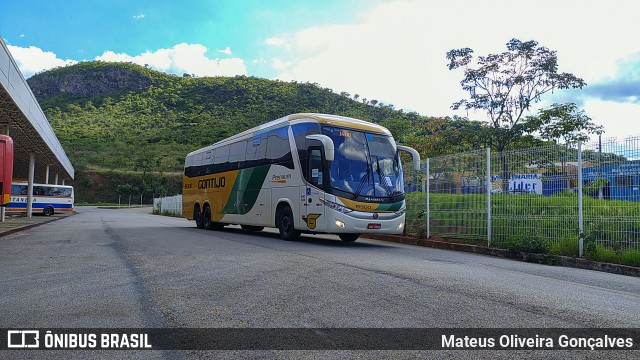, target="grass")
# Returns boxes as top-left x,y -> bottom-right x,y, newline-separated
405,191 -> 640,267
